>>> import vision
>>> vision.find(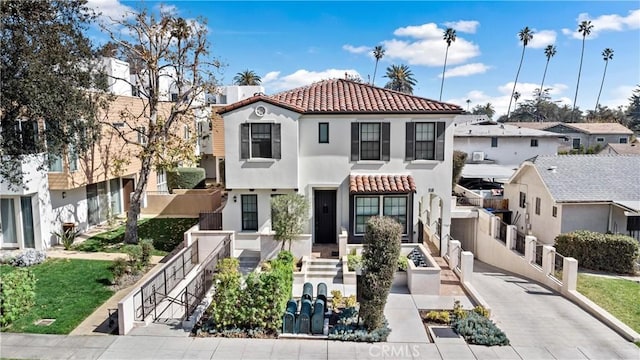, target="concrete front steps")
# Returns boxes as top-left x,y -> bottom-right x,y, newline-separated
237,250 -> 261,275
305,258 -> 342,279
